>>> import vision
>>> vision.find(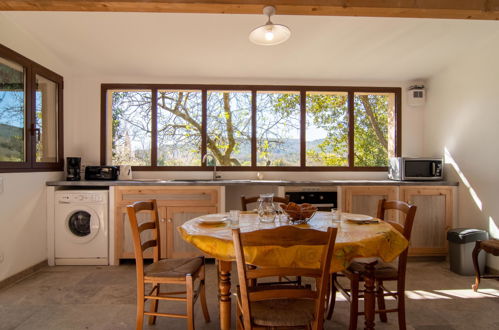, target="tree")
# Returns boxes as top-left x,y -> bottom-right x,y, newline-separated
306,93 -> 349,166
0,62 -> 25,162
110,89 -> 394,167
